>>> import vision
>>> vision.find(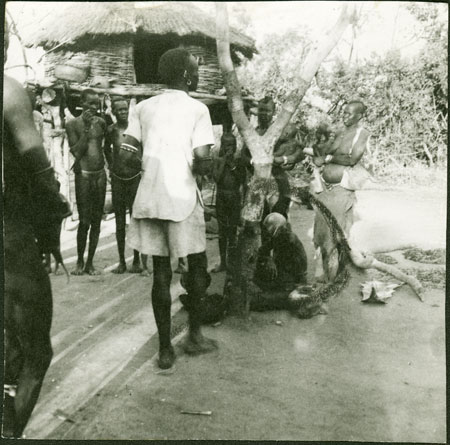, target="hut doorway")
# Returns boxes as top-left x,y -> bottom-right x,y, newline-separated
134,34 -> 176,84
